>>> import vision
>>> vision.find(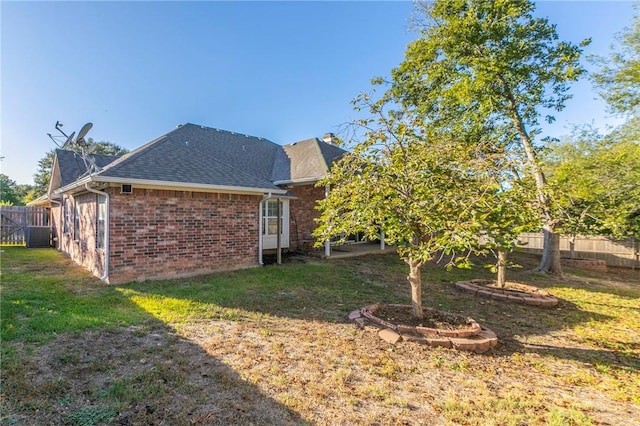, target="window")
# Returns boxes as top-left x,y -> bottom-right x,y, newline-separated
74,201 -> 80,241
96,195 -> 106,250
263,200 -> 283,235
63,198 -> 71,234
